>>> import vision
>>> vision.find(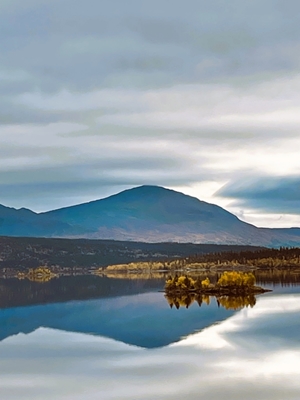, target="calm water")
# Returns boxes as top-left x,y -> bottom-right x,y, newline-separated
0,271 -> 300,399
